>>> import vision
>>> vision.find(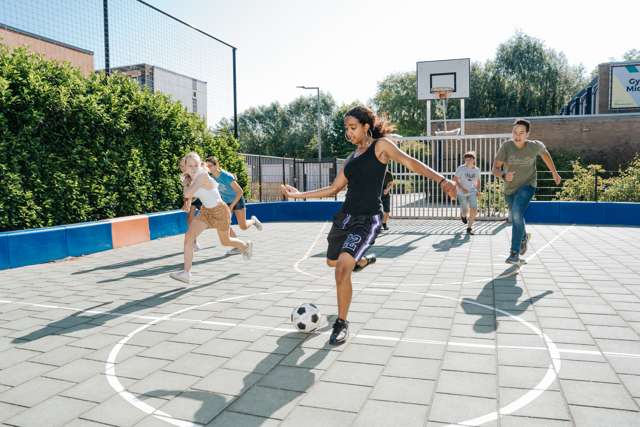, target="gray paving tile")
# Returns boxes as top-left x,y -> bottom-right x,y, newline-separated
192,368 -> 261,396
436,370 -> 496,398
205,411 -> 280,427
79,393 -> 150,427
369,376 -> 434,405
0,376 -> 73,407
569,405 -> 640,427
428,393 -> 497,424
227,385 -> 303,420
499,388 -> 571,420
353,400 -> 428,427
0,361 -> 55,387
300,381 -> 370,412
320,361 -> 383,387
338,343 -> 395,365
4,396 -> 95,427
561,379 -> 637,410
